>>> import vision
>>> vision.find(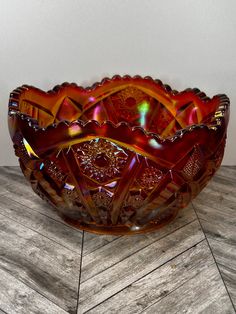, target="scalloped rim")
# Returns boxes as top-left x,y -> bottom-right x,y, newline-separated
8,75 -> 230,143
